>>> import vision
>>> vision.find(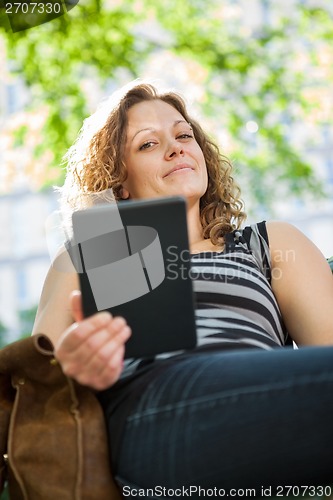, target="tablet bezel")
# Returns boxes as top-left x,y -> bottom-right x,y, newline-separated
72,196 -> 197,358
